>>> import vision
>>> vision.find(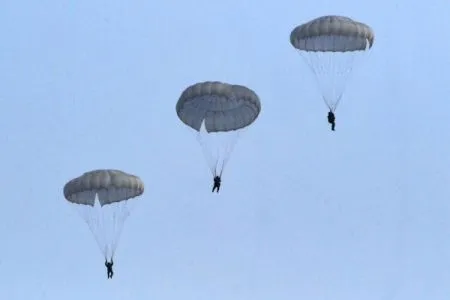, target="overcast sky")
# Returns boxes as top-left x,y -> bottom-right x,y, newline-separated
0,0 -> 449,299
